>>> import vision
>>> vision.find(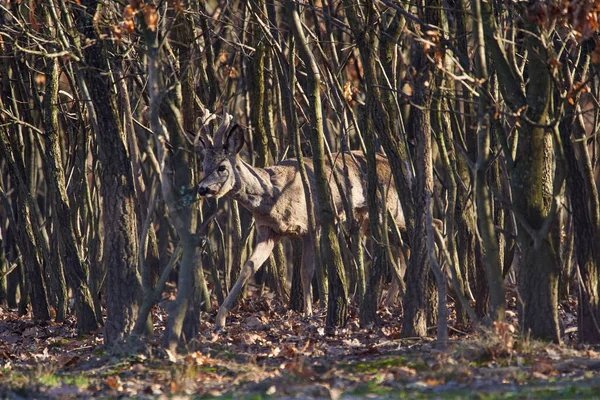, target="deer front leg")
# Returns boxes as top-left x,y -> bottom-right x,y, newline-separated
301,235 -> 315,317
216,227 -> 278,328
